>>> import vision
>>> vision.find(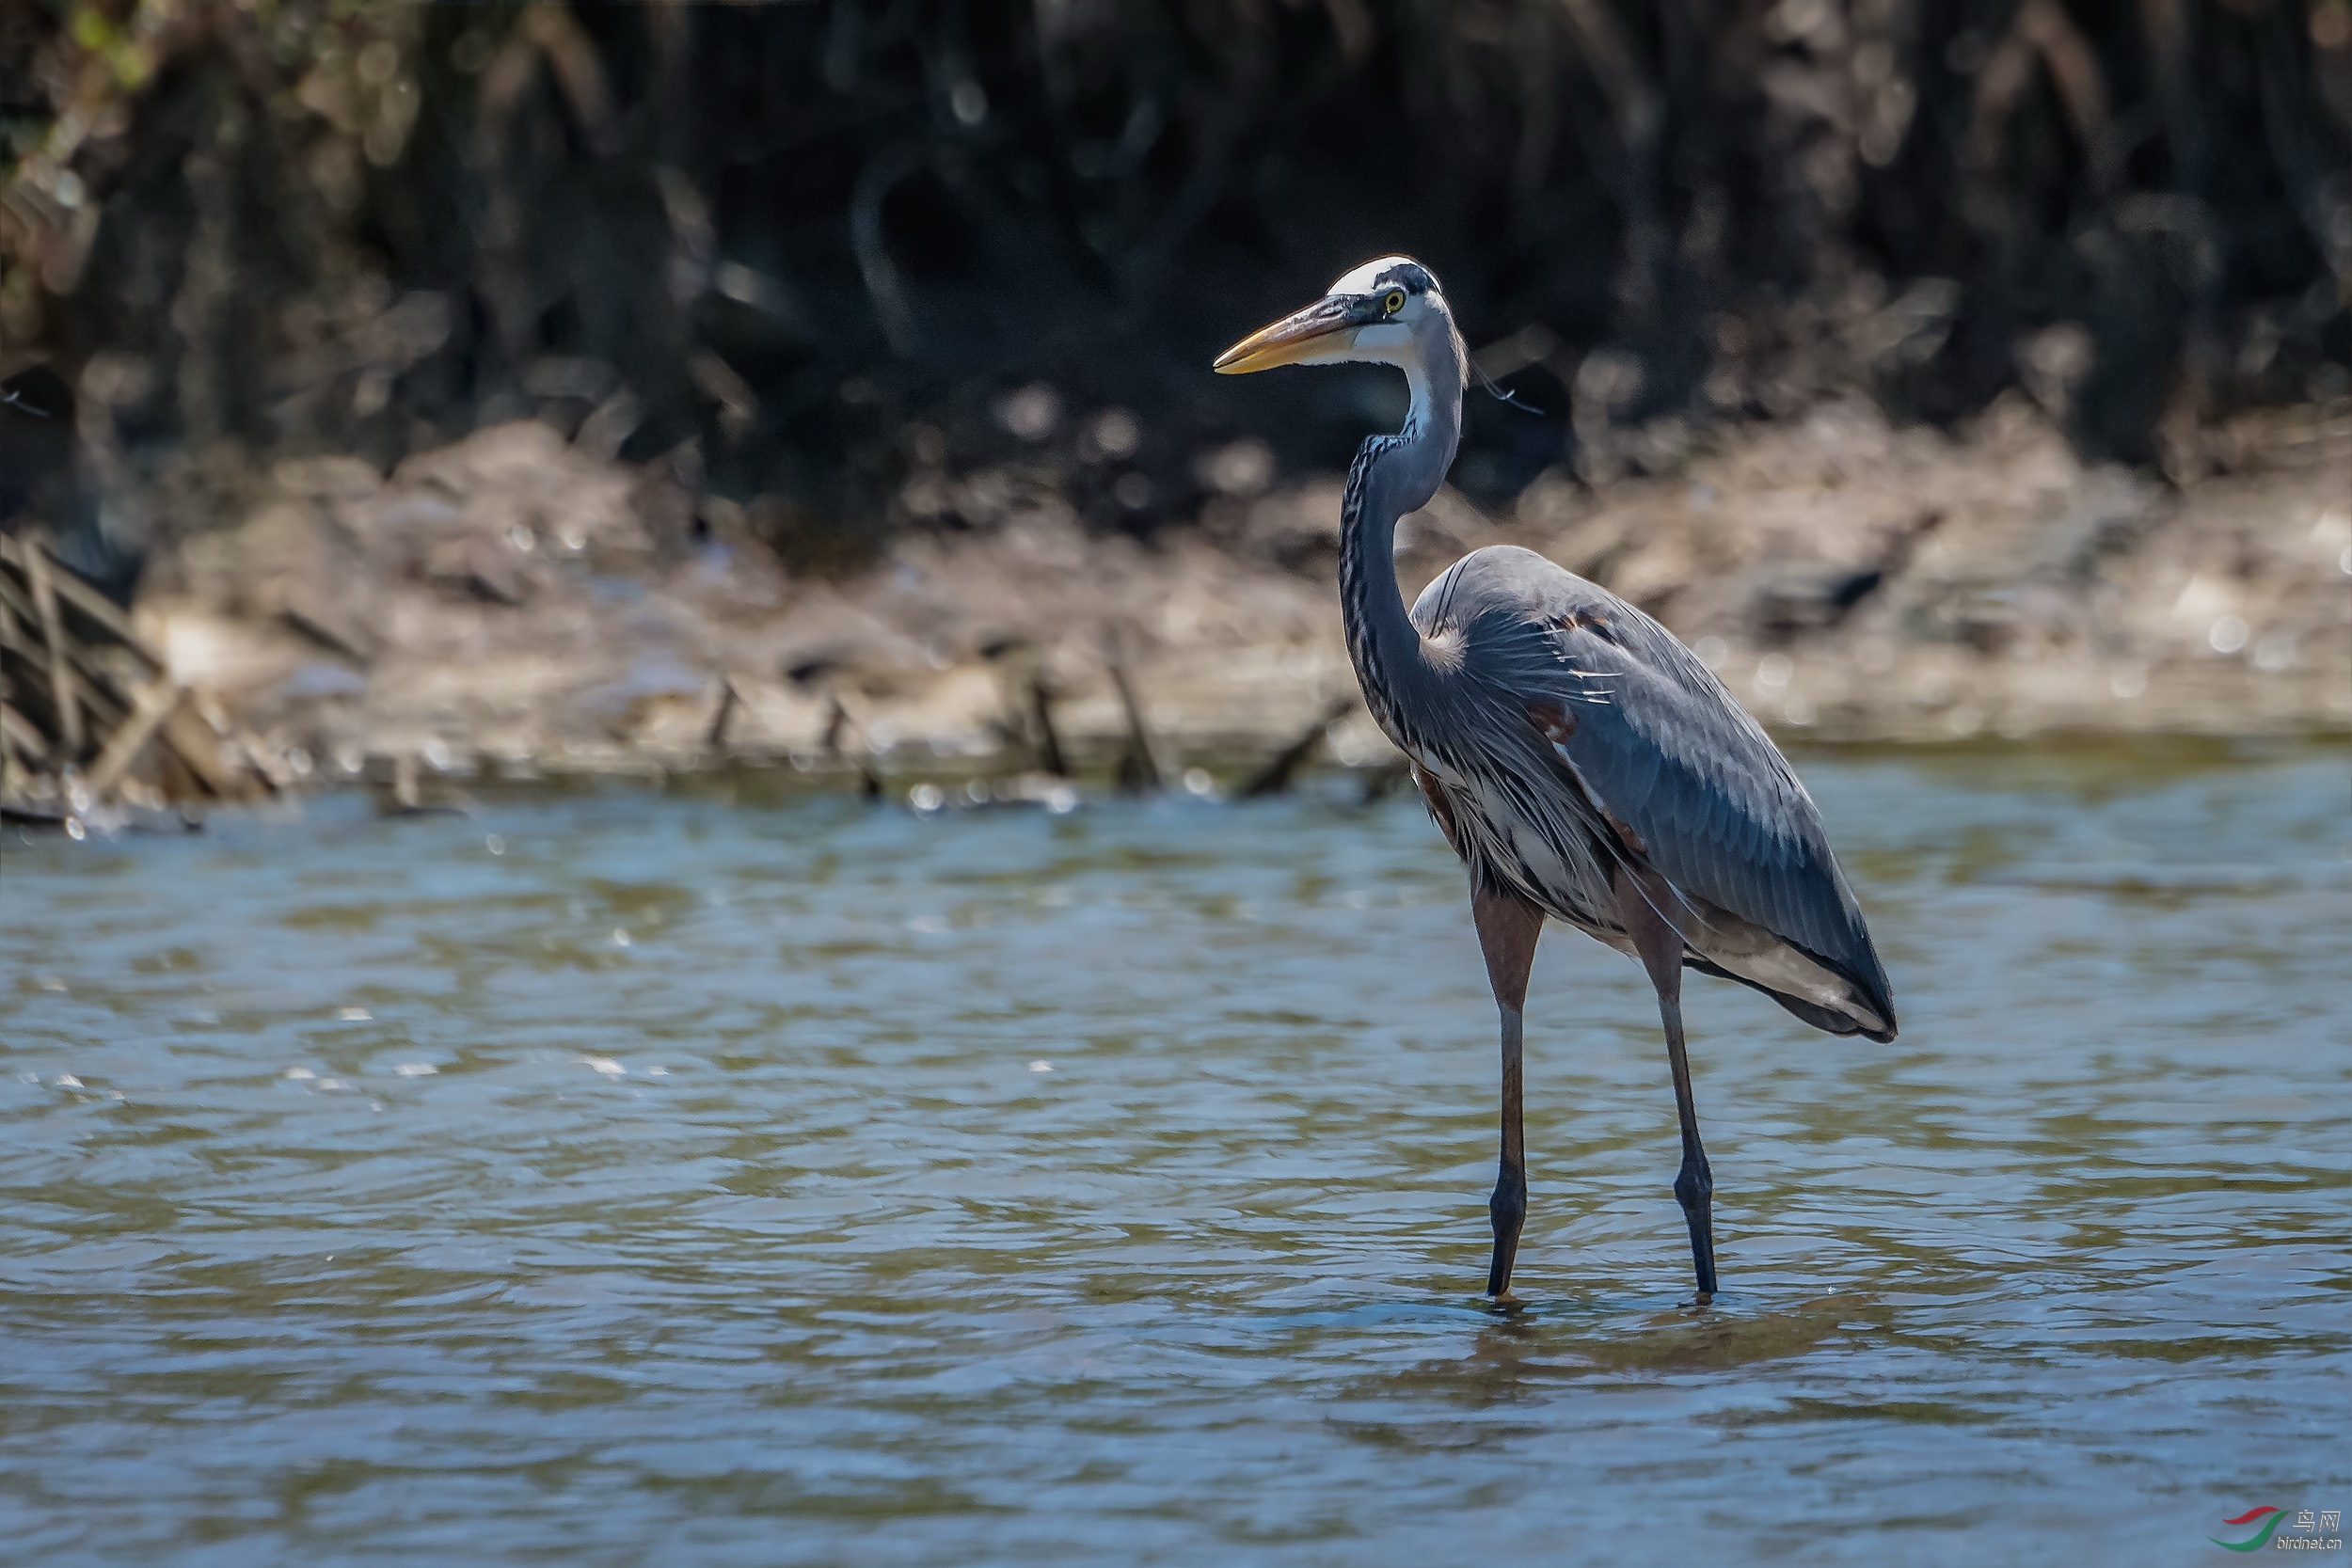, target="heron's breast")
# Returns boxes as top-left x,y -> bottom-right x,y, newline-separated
1426,762 -> 1614,923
